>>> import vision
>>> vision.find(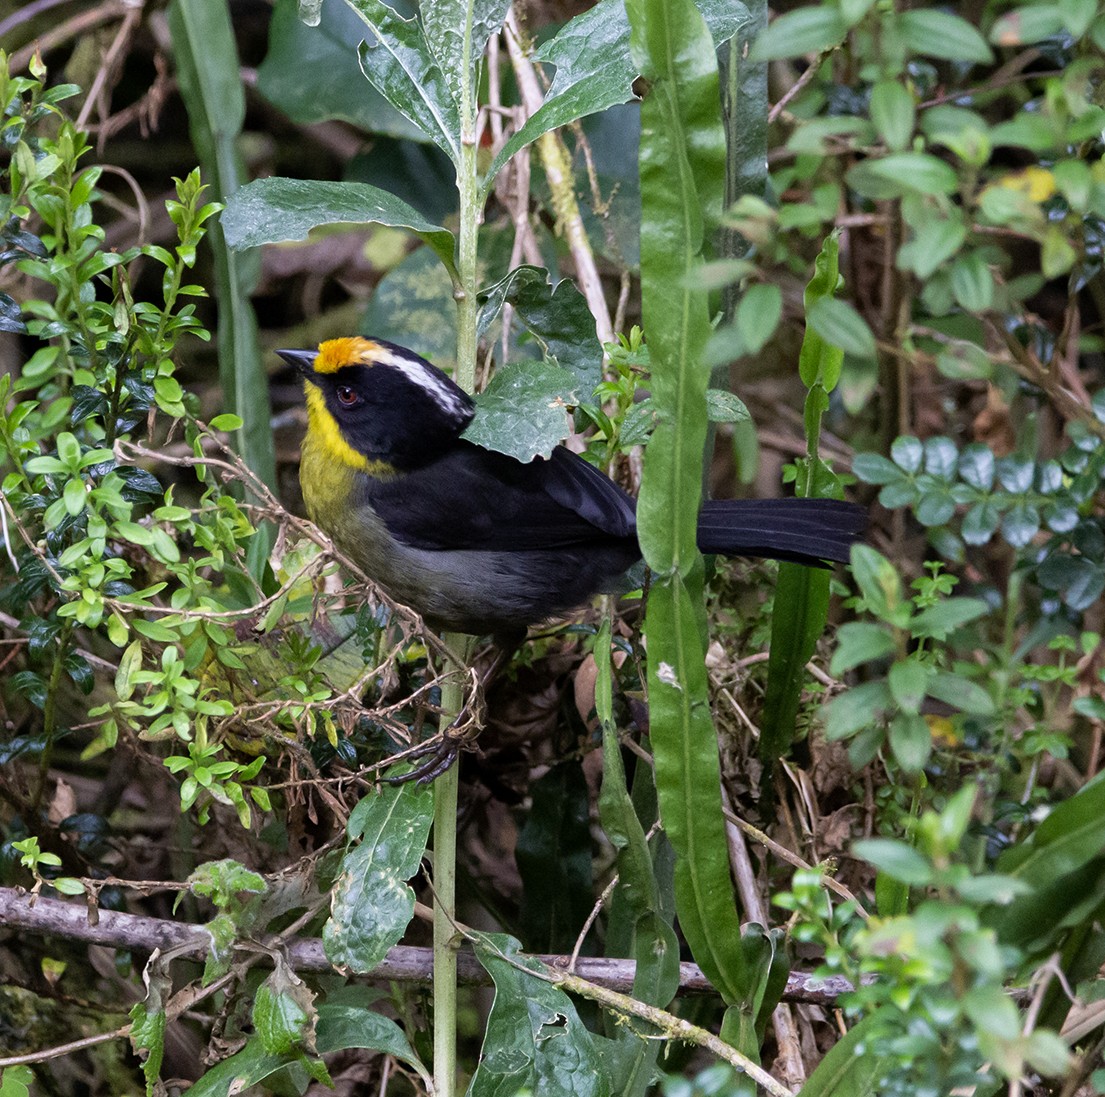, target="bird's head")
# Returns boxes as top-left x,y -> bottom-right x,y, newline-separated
278,337 -> 474,473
